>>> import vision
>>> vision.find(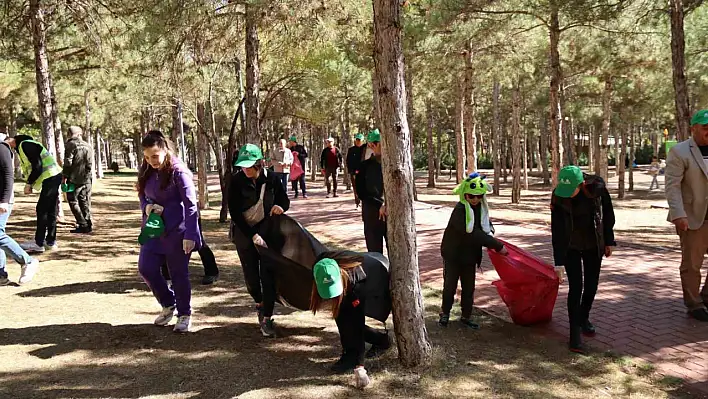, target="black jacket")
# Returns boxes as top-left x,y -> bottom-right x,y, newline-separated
320,146 -> 343,169
440,202 -> 504,266
14,135 -> 44,186
354,156 -> 384,207
290,144 -> 308,169
228,169 -> 290,238
0,142 -> 14,203
551,174 -> 616,266
346,144 -> 365,175
63,137 -> 93,185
